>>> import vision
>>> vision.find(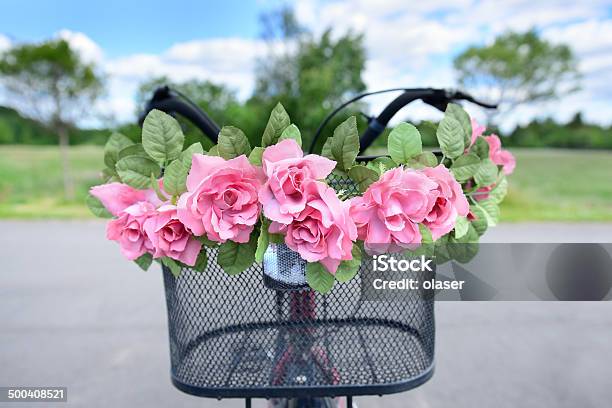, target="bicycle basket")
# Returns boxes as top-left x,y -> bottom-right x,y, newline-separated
162,173 -> 435,399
